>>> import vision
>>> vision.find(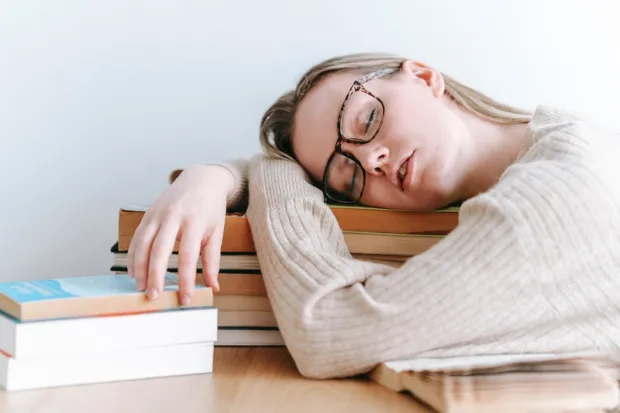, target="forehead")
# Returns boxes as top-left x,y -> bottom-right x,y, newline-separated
292,72 -> 361,181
